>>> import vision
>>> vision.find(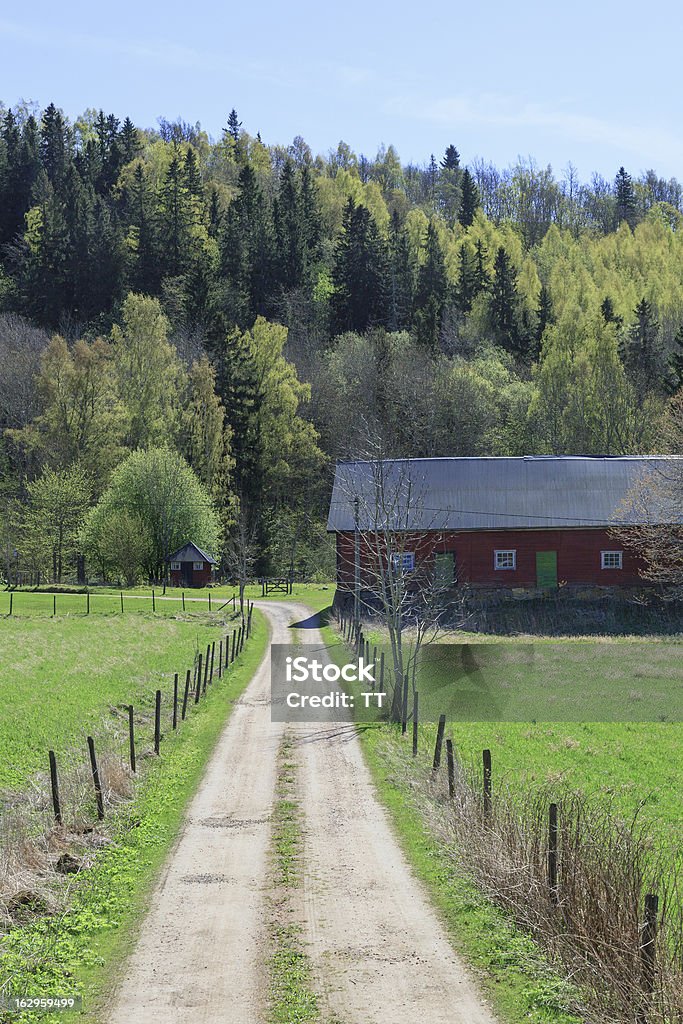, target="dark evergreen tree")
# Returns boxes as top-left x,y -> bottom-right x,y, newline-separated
387,210 -> 415,330
120,117 -> 141,163
473,239 -> 490,296
621,297 -> 662,396
489,246 -> 523,356
273,159 -> 307,291
184,146 -> 203,197
458,168 -> 480,227
331,198 -> 389,334
226,109 -> 242,142
441,145 -> 460,170
220,162 -> 276,324
665,323 -> 683,394
413,221 -> 448,349
614,166 -> 637,229
535,283 -> 554,346
40,103 -> 69,186
454,243 -> 477,314
600,295 -> 623,329
125,162 -> 161,294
